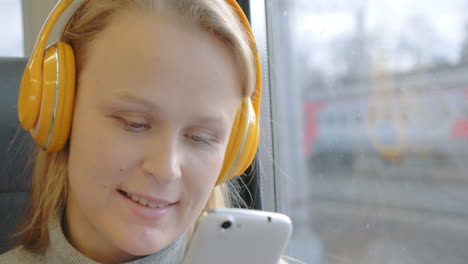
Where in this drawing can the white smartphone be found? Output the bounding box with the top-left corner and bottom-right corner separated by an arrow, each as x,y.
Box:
182,208 -> 292,264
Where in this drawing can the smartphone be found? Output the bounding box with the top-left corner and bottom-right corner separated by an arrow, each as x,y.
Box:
182,208 -> 292,264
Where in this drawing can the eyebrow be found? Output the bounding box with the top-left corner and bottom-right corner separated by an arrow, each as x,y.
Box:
113,92 -> 159,111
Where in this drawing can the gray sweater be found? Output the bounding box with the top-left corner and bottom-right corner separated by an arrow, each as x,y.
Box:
0,216 -> 186,264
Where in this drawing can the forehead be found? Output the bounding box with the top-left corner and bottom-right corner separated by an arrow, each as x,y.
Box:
79,10 -> 242,112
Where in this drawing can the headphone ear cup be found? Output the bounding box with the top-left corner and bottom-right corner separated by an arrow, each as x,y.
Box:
216,99 -> 259,185
18,67 -> 40,131
30,42 -> 76,152
232,100 -> 259,176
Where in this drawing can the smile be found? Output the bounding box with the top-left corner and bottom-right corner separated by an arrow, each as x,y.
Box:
118,190 -> 170,208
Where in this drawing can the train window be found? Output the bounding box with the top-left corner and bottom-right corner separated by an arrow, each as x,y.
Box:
260,0 -> 468,262
0,0 -> 24,57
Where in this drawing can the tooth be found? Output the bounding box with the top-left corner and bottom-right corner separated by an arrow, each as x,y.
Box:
139,198 -> 149,206
127,193 -> 168,208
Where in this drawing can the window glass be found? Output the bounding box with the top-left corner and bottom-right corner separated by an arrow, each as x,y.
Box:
0,0 -> 24,57
266,0 -> 468,262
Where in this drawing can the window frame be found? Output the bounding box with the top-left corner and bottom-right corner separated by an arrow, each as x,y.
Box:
247,0 -> 280,213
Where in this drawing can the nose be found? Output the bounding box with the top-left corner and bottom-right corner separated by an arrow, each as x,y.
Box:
140,133 -> 182,184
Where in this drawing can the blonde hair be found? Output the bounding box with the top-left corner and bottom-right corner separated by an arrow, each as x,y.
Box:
16,0 -> 256,252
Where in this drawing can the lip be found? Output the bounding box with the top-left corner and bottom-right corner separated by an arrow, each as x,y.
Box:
117,190 -> 177,220
121,190 -> 176,205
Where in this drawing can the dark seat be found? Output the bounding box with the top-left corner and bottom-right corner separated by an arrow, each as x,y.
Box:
0,57 -> 34,254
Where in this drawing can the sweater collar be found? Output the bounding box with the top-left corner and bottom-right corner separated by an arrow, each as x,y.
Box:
45,214 -> 186,264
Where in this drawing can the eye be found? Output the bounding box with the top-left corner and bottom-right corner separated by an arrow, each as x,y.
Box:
126,121 -> 149,131
114,116 -> 150,132
187,134 -> 212,145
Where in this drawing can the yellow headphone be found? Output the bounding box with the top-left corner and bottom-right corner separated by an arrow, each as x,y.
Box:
18,0 -> 262,185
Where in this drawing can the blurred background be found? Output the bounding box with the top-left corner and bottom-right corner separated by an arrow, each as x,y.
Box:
266,0 -> 468,263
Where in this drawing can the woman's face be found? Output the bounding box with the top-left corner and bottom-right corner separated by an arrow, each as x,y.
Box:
66,10 -> 242,263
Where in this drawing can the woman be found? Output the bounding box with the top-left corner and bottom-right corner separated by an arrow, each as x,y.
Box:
0,0 -> 263,263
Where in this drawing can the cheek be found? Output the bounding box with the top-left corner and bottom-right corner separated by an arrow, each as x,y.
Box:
67,108 -> 137,193
183,149 -> 225,200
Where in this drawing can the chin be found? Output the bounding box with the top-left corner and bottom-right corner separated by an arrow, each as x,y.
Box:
116,231 -> 175,256
120,241 -> 165,257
